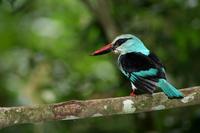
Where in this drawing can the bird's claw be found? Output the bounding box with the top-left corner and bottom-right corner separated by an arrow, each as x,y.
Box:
130,91 -> 136,96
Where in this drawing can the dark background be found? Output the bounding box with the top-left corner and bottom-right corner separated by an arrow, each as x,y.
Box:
0,0 -> 200,132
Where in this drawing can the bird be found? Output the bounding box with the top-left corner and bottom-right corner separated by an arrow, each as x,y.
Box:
91,34 -> 184,99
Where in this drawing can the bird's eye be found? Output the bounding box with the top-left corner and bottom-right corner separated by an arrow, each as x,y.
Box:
116,39 -> 126,45
114,38 -> 131,48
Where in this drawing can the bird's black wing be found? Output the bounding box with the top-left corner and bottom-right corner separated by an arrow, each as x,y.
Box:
119,52 -> 165,94
148,52 -> 166,71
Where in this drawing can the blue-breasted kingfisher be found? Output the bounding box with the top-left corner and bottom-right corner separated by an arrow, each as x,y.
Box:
91,34 -> 184,99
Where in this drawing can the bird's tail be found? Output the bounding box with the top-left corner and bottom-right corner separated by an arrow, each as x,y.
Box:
157,79 -> 184,99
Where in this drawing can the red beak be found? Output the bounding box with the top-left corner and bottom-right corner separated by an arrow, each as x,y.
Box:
91,44 -> 113,56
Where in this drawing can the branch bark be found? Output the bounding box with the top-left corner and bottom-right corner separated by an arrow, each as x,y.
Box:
0,86 -> 200,129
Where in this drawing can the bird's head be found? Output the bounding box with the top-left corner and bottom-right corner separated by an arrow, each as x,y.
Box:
91,34 -> 149,56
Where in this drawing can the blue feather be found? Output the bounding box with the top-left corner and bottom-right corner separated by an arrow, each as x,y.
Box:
116,35 -> 150,55
134,68 -> 158,77
157,79 -> 184,98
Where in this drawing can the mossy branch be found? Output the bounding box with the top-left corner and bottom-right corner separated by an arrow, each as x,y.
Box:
0,86 -> 200,129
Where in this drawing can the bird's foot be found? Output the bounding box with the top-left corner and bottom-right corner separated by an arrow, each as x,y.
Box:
130,90 -> 136,96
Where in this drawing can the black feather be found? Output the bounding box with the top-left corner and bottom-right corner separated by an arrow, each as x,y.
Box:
118,52 -> 166,93
113,38 -> 131,49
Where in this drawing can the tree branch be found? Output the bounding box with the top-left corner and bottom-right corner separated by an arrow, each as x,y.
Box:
0,86 -> 200,129
82,0 -> 119,40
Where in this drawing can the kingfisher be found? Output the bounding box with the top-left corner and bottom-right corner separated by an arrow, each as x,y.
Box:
91,34 -> 184,99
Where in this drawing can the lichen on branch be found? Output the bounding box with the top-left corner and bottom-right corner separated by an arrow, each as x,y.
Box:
0,86 -> 200,129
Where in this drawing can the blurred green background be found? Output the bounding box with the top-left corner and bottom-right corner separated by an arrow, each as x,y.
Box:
0,0 -> 200,132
